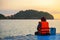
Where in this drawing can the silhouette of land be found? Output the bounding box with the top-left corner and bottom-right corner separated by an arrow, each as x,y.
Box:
0,14 -> 6,19
0,10 -> 54,19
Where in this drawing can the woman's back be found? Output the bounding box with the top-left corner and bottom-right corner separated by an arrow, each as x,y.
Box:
41,21 -> 49,29
38,17 -> 50,35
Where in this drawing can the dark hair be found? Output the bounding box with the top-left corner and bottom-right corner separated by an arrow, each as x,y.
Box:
41,17 -> 46,21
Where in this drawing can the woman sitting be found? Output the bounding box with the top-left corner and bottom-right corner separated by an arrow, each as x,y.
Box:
35,17 -> 50,35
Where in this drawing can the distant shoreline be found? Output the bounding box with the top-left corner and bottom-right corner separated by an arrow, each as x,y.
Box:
0,19 -> 59,20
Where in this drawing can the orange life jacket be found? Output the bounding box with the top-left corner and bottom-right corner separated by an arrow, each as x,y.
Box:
41,21 -> 49,29
38,21 -> 49,35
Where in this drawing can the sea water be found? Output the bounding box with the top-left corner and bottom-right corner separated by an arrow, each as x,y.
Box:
0,19 -> 60,40
1,34 -> 60,40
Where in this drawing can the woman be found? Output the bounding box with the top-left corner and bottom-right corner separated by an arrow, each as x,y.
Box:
35,17 -> 50,35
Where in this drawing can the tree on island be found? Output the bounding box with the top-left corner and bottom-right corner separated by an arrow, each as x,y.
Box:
11,10 -> 54,19
0,10 -> 54,19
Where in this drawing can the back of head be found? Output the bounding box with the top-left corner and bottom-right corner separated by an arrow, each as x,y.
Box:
41,17 -> 46,21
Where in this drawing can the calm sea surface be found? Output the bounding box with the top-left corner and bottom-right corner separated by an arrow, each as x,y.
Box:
0,19 -> 60,38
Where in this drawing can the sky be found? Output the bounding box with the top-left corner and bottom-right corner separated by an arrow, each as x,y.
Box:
0,0 -> 60,19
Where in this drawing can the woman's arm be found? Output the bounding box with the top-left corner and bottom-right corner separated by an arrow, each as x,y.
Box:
37,22 -> 41,30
